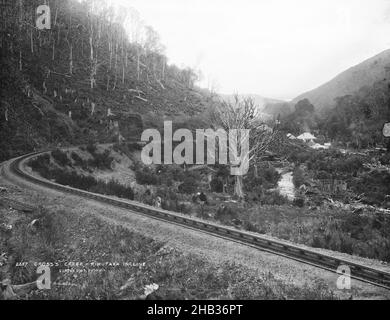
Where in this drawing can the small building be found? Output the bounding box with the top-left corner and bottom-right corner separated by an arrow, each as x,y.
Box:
287,133 -> 297,140
297,132 -> 316,143
311,143 -> 327,150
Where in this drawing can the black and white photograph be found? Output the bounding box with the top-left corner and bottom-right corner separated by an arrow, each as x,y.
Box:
1,0 -> 390,306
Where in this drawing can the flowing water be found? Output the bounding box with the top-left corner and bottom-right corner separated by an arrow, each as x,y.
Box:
276,169 -> 296,200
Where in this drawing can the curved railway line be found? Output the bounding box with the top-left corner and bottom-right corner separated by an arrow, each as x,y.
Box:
4,149 -> 390,291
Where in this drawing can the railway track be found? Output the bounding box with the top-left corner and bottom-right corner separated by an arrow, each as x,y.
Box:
5,149 -> 390,291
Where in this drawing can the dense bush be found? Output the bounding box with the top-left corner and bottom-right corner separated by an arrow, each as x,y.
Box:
178,176 -> 198,194
215,205 -> 238,222
50,169 -> 96,190
379,153 -> 390,165
87,150 -> 114,170
51,149 -> 71,167
289,149 -> 365,179
260,191 -> 289,206
242,220 -> 261,233
29,154 -> 51,176
247,204 -> 390,262
289,151 -> 312,164
153,187 -> 192,214
244,164 -> 281,193
90,179 -> 134,200
50,168 -> 134,200
135,166 -> 159,185
314,170 -> 332,180
351,170 -> 390,206
86,143 -> 97,154
156,164 -> 185,182
292,167 -> 305,188
293,197 -> 305,207
306,151 -> 364,178
70,152 -> 88,169
210,177 -> 224,193
308,213 -> 390,261
29,155 -> 134,200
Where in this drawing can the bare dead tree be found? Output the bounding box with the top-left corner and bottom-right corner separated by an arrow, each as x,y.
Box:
211,95 -> 279,198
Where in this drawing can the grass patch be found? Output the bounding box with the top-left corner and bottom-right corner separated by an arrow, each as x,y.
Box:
0,207 -> 336,300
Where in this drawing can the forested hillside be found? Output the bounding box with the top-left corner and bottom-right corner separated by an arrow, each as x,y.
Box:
0,0 -> 216,161
319,76 -> 390,149
268,52 -> 390,150
292,49 -> 390,111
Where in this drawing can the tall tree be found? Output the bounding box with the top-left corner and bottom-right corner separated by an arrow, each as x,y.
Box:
212,96 -> 279,198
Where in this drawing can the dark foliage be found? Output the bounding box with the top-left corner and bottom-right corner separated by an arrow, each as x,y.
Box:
135,166 -> 159,185
178,176 -> 199,194
87,149 -> 114,170
210,177 -> 224,193
51,149 -> 71,167
215,205 -> 238,222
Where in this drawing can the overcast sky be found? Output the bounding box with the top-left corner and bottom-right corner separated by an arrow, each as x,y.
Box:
111,0 -> 390,100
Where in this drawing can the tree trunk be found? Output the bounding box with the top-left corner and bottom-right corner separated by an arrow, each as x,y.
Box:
122,64 -> 125,84
161,59 -> 165,80
30,29 -> 34,54
19,50 -> 22,71
254,165 -> 258,178
69,43 -> 73,74
106,75 -> 110,91
234,175 -> 244,198
137,50 -> 140,81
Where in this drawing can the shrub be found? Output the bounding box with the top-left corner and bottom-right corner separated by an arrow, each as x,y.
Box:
351,170 -> 390,206
178,176 -> 198,194
260,191 -> 289,206
51,169 -> 96,190
156,165 -> 185,182
29,154 -> 50,176
90,179 -> 134,200
210,177 -> 224,193
215,205 -> 238,222
51,149 -> 71,167
293,197 -> 305,207
314,170 -> 332,180
70,152 -> 87,168
245,164 -> 281,191
86,143 -> 97,154
88,150 -> 114,170
242,220 -> 260,233
289,151 -> 312,164
47,168 -> 134,200
293,167 -> 305,188
135,166 -> 159,185
379,153 -> 390,165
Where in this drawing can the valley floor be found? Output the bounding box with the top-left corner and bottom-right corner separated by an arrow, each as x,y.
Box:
1,158 -> 390,299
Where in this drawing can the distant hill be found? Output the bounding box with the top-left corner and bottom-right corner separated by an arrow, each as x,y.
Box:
292,49 -> 390,111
